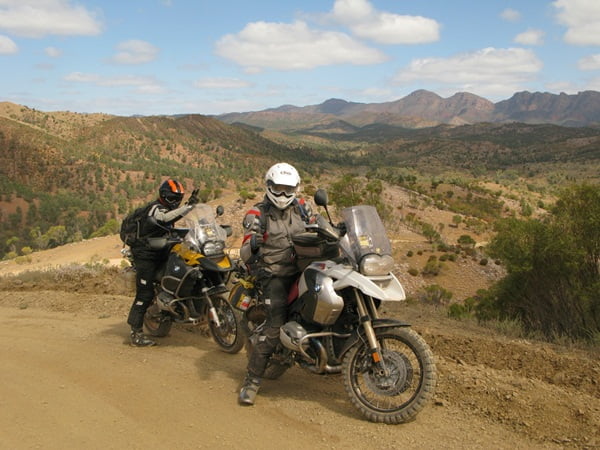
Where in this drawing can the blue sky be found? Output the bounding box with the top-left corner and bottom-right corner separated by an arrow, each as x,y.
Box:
1,0 -> 599,116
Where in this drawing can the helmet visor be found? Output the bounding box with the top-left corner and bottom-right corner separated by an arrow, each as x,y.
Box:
268,181 -> 297,198
164,192 -> 183,206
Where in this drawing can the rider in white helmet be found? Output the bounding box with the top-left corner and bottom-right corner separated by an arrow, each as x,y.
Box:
238,162 -> 312,406
264,162 -> 300,209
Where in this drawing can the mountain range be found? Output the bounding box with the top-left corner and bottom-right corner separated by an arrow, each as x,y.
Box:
218,90 -> 600,131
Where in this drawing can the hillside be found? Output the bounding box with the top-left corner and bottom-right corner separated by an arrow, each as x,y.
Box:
0,103 -> 309,260
1,99 -> 599,267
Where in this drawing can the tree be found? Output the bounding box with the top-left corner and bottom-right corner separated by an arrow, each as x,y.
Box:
421,223 -> 440,243
6,236 -> 19,253
330,175 -> 363,210
452,214 -> 462,227
486,184 -> 600,341
44,225 -> 68,249
457,234 -> 476,249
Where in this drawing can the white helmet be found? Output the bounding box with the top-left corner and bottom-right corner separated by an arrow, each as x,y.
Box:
265,162 -> 300,209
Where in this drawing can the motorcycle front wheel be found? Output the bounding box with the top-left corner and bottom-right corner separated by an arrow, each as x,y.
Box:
208,296 -> 244,354
342,327 -> 436,424
143,302 -> 173,337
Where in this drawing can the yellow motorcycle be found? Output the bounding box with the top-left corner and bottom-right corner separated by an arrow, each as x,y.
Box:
142,203 -> 244,354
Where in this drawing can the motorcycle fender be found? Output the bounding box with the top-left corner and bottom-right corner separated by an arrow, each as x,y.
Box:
337,318 -> 411,359
324,265 -> 406,301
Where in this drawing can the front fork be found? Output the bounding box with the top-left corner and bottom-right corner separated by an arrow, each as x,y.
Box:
203,291 -> 222,328
353,290 -> 388,374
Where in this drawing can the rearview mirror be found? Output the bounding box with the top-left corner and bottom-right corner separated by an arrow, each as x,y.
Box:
314,189 -> 328,207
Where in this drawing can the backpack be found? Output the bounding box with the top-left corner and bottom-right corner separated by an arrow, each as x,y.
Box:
120,204 -> 153,246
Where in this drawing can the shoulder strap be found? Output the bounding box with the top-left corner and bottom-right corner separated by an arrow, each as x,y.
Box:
294,198 -> 309,222
255,200 -> 270,233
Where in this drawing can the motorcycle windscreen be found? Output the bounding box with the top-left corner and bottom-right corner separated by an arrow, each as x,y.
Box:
180,204 -> 227,252
340,205 -> 392,262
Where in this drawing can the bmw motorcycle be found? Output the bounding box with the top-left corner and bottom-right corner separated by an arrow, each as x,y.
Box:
229,190 -> 436,423
125,203 -> 244,354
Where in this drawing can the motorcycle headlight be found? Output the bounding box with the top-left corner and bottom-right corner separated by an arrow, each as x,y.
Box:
203,241 -> 225,256
360,254 -> 394,276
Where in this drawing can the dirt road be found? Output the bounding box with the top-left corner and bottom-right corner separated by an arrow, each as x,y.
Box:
0,237 -> 598,449
1,287 -> 598,449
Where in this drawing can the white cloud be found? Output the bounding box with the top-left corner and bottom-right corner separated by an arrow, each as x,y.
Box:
330,0 -> 439,44
514,29 -> 545,45
0,0 -> 102,38
193,78 -> 252,89
215,20 -> 387,72
111,40 -> 159,65
394,47 -> 543,97
554,0 -> 600,45
500,8 -> 521,22
0,34 -> 17,53
578,53 -> 600,70
64,72 -> 165,93
45,46 -> 62,57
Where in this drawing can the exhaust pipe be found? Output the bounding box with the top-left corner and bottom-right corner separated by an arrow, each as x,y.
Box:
298,332 -> 349,374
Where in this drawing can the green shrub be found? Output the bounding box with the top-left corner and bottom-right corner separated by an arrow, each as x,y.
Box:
15,255 -> 33,265
486,184 -> 600,341
419,284 -> 452,305
447,303 -> 471,319
422,255 -> 442,276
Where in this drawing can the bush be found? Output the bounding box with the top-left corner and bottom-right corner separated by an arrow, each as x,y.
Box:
485,184 -> 600,341
419,284 -> 452,305
15,255 -> 33,265
422,255 -> 442,276
457,234 -> 476,248
447,303 -> 471,319
407,267 -> 419,276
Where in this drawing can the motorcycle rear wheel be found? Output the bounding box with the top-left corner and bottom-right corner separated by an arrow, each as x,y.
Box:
143,302 -> 173,337
342,327 -> 436,424
208,295 -> 244,354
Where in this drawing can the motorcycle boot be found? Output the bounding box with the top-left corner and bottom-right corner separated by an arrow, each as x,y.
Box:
238,374 -> 261,406
130,329 -> 156,347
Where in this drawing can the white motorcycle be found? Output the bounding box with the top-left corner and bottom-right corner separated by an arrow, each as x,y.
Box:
230,189 -> 436,423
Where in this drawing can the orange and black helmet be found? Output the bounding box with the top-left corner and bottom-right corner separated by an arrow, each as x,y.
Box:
158,179 -> 184,209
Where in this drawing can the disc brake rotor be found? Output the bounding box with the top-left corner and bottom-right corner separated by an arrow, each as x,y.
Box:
362,349 -> 413,396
